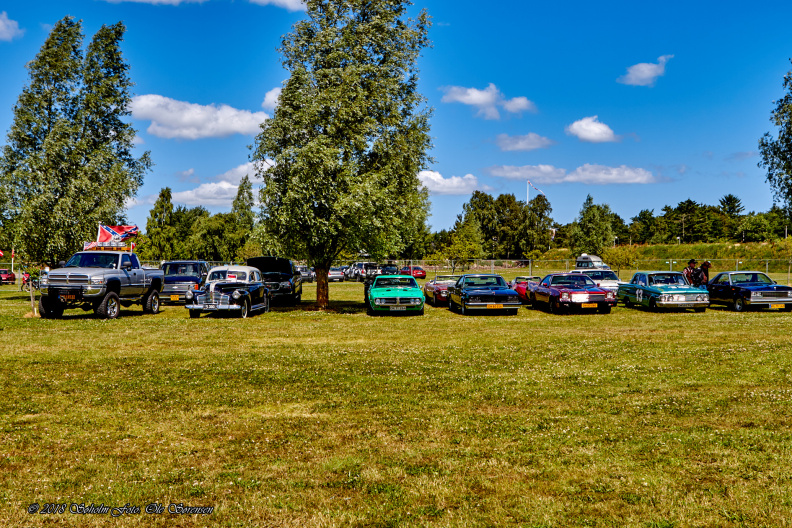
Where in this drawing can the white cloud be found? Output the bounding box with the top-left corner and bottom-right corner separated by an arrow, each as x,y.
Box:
262,87 -> 282,110
102,0 -> 207,4
488,164 -> 655,185
617,55 -> 673,87
129,94 -> 269,139
440,83 -> 536,120
565,115 -> 618,143
496,133 -> 554,152
248,0 -> 306,11
172,181 -> 240,207
418,170 -> 487,195
0,11 -> 24,41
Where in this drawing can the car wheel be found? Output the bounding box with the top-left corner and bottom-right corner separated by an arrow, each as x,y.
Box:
143,290 -> 160,314
649,298 -> 658,312
39,297 -> 63,319
417,307 -> 425,316
239,299 -> 250,319
96,291 -> 120,319
599,304 -> 612,315
366,303 -> 375,316
549,297 -> 559,314
732,297 -> 747,312
529,293 -> 537,307
460,302 -> 468,315
623,297 -> 633,308
189,309 -> 200,319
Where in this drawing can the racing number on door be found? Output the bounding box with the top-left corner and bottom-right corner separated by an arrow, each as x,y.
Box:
636,289 -> 643,303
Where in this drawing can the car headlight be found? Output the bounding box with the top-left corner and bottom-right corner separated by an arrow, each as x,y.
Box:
90,276 -> 105,285
185,290 -> 194,301
606,291 -> 614,299
40,276 -> 48,285
410,298 -> 421,305
374,298 -> 384,305
560,292 -> 570,300
751,291 -> 762,298
232,290 -> 241,300
696,294 -> 705,301
280,281 -> 291,289
788,291 -> 792,298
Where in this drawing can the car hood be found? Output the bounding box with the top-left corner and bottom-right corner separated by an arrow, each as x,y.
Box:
652,284 -> 704,293
370,287 -> 423,297
733,284 -> 792,292
260,272 -> 293,282
165,274 -> 201,284
462,287 -> 517,296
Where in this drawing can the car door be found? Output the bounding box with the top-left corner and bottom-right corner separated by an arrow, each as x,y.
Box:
535,276 -> 552,304
707,273 -> 731,305
120,254 -> 143,296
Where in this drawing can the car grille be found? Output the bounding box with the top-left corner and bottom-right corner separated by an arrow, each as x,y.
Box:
469,295 -> 510,303
759,291 -> 789,299
570,293 -> 606,303
208,292 -> 229,303
48,273 -> 90,285
379,297 -> 420,305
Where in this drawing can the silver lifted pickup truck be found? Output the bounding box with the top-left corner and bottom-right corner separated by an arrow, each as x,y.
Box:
39,250 -> 164,319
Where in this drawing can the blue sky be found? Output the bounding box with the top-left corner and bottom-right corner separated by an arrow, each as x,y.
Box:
1,1 -> 790,232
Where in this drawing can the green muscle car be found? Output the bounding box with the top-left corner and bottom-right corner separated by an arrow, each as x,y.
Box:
366,275 -> 425,316
618,271 -> 709,312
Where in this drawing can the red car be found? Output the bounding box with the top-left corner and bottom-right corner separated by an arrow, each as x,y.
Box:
509,276 -> 541,303
422,275 -> 461,306
527,272 -> 616,314
400,266 -> 426,279
0,269 -> 15,285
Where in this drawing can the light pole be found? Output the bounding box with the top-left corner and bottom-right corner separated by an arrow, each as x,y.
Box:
676,236 -> 680,245
666,260 -> 677,271
614,236 -> 618,247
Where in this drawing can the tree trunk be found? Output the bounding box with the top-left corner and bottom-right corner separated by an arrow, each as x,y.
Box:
315,262 -> 330,309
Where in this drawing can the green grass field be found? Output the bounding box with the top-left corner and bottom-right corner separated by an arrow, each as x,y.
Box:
2,276 -> 792,527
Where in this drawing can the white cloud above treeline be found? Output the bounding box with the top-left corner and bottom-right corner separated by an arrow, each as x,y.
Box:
440,83 -> 536,120
565,115 -> 619,143
261,87 -> 282,111
130,95 -> 269,139
172,161 -> 271,207
496,133 -> 554,152
418,170 -> 490,195
248,0 -> 305,11
101,0 -> 305,8
488,164 -> 655,185
617,55 -> 673,87
0,11 -> 24,41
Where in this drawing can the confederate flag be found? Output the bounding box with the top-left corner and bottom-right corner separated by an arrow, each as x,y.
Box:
97,225 -> 139,243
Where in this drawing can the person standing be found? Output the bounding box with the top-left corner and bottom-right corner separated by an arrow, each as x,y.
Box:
683,259 -> 697,284
700,261 -> 712,284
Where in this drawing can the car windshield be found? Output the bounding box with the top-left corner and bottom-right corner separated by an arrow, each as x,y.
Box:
208,270 -> 247,282
550,275 -> 596,288
435,275 -> 459,283
648,273 -> 688,285
373,277 -> 418,288
730,273 -> 773,285
463,276 -> 508,288
163,263 -> 201,276
583,270 -> 619,281
65,252 -> 118,269
0,269 -> 8,274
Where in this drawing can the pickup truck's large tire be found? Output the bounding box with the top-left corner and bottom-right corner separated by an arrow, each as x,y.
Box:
96,292 -> 120,319
39,297 -> 63,319
143,290 -> 160,314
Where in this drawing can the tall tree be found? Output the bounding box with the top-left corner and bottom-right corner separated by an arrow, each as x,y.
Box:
568,195 -> 615,256
523,194 -> 553,256
143,187 -> 176,261
0,17 -> 149,264
759,62 -> 792,216
252,0 -> 432,308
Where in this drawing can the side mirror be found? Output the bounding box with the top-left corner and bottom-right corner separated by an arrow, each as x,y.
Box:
122,262 -> 132,271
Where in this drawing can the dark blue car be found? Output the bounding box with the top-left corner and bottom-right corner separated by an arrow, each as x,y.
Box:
447,274 -> 521,315
707,271 -> 792,312
160,260 -> 209,304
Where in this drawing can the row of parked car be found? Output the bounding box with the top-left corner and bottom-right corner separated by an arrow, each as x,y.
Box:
413,268 -> 792,315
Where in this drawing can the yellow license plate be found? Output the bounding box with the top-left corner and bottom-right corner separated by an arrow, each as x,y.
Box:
771,304 -> 784,309
170,295 -> 180,301
582,303 -> 598,308
487,304 -> 503,309
60,295 -> 75,301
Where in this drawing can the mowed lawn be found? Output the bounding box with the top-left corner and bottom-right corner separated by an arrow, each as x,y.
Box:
2,273 -> 792,527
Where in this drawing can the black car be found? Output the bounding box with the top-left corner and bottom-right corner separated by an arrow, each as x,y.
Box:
447,274 -> 521,315
185,265 -> 269,318
160,260 -> 209,304
707,271 -> 792,312
247,256 -> 303,305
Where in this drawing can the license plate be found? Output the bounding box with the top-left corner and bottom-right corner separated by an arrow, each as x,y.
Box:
390,306 -> 406,311
170,295 -> 180,301
487,304 -> 503,309
60,294 -> 75,301
678,303 -> 694,308
581,303 -> 597,309
771,304 -> 785,309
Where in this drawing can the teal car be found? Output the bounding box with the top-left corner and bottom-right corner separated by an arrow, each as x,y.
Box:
618,271 -> 709,312
366,275 -> 425,316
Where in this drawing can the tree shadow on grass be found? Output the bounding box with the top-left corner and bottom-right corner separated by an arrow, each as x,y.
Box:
270,300 -> 367,315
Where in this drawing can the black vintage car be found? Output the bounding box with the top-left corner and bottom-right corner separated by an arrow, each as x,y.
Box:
247,256 -> 303,305
185,265 -> 269,318
447,274 -> 521,315
160,260 -> 209,304
707,271 -> 792,312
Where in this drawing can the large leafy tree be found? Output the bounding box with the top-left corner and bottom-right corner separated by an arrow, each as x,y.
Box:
523,194 -> 553,256
0,17 -> 150,264
252,0 -> 432,308
568,195 -> 615,256
759,62 -> 792,216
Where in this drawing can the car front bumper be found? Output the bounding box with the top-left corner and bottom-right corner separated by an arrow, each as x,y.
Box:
185,302 -> 243,313
462,301 -> 522,310
656,300 -> 709,308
